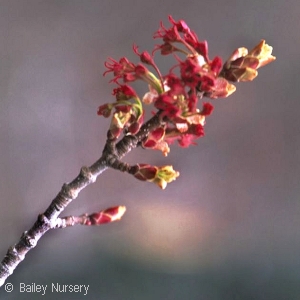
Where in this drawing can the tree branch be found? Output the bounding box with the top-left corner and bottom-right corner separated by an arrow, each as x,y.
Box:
0,112 -> 162,287
0,14 -> 276,286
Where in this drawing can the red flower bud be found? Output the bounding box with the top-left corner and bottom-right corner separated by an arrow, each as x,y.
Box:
83,206 -> 126,225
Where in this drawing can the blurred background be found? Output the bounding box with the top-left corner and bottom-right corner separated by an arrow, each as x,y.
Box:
0,0 -> 299,299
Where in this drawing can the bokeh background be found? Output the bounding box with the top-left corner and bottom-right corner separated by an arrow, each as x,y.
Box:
0,0 -> 299,299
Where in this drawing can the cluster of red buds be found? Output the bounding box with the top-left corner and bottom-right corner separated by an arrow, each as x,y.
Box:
98,16 -> 275,189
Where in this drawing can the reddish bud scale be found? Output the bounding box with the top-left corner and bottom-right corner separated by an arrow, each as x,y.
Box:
142,127 -> 164,148
143,140 -> 156,148
134,164 -> 157,181
84,206 -> 126,225
128,121 -> 140,135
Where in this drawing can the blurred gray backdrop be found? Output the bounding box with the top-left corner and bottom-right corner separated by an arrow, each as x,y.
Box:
0,0 -> 299,299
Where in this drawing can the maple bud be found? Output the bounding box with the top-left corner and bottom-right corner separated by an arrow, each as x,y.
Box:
248,40 -> 276,68
133,164 -> 180,189
83,206 -> 126,225
109,110 -> 132,138
222,40 -> 276,82
142,127 -> 170,156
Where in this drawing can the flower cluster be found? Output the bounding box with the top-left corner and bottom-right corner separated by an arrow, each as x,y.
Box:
98,16 -> 275,188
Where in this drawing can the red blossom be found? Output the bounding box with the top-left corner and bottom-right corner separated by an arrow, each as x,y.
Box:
210,56 -> 223,75
188,124 -> 204,137
99,16 -> 275,157
133,44 -> 155,66
168,15 -> 191,35
187,93 -> 198,112
123,72 -> 138,82
112,84 -> 138,100
179,57 -> 202,88
178,134 -> 198,147
201,102 -> 214,116
164,73 -> 185,94
154,93 -> 183,119
163,119 -> 206,148
153,19 -> 182,43
164,73 -> 182,87
153,42 -> 177,55
191,40 -> 209,61
153,16 -> 209,59
154,93 -> 174,109
97,103 -> 113,118
153,16 -> 196,56
104,57 -> 135,78
114,64 -> 151,83
134,64 -> 148,77
199,75 -> 215,92
163,104 -> 181,119
183,30 -> 199,46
